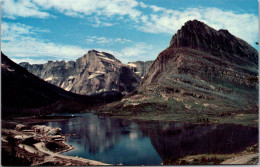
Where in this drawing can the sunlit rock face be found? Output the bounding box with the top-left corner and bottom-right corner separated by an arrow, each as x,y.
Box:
110,20 -> 258,112
127,60 -> 154,78
20,50 -> 141,95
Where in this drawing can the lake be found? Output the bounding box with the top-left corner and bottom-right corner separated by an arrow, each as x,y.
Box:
44,113 -> 258,165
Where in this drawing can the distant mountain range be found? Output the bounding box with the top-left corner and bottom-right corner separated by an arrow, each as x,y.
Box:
20,50 -> 141,95
101,20 -> 258,114
1,52 -> 123,117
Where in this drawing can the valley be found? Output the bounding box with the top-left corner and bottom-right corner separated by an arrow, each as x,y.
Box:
1,19 -> 258,166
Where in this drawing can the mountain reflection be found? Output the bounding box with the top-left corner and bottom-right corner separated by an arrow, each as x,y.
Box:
138,122 -> 258,160
45,114 -> 258,165
47,114 -> 133,154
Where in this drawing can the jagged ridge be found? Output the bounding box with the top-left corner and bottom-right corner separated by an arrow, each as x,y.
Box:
20,50 -> 141,95
170,20 -> 258,65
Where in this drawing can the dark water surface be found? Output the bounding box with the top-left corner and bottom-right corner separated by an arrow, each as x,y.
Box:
44,113 -> 258,165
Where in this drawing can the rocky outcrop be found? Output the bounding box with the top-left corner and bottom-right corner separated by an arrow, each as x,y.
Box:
20,50 -> 141,95
127,60 -> 153,78
169,20 -> 258,65
104,20 -> 258,113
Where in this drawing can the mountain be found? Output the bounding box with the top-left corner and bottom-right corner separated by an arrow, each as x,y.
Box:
20,50 -> 141,95
1,52 -> 122,118
100,20 -> 258,118
127,60 -> 154,78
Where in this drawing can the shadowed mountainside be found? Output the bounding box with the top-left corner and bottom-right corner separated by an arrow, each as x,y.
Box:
1,52 -> 123,118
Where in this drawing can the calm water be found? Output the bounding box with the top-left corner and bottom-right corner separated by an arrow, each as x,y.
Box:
45,113 -> 258,165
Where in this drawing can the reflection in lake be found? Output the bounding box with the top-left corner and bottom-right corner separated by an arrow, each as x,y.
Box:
45,113 -> 258,165
138,122 -> 258,161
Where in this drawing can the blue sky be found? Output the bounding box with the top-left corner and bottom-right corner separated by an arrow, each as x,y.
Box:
1,0 -> 259,64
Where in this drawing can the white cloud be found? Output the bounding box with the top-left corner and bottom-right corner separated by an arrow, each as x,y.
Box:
32,0 -> 141,19
202,8 -> 258,45
86,36 -> 132,44
150,5 -> 166,12
2,0 -> 142,19
2,0 -> 142,26
119,42 -> 161,63
2,0 -> 257,46
86,42 -> 160,64
2,0 -> 50,19
2,2 -> 258,65
139,2 -> 148,8
2,22 -> 87,61
90,16 -> 115,27
1,22 -> 50,41
2,22 -> 33,41
120,42 -> 152,57
2,37 -> 87,60
2,22 -> 150,64
137,6 -> 258,45
11,58 -> 47,64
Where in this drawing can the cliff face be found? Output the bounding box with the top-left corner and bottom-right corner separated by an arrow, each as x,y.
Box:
20,50 -> 141,95
127,60 -> 154,78
169,20 -> 258,65
105,20 -> 258,113
141,20 -> 258,88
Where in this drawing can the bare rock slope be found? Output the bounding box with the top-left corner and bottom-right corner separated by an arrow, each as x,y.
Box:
20,50 -> 141,95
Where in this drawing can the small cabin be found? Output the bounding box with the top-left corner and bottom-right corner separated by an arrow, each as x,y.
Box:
22,130 -> 34,135
16,124 -> 26,131
51,135 -> 65,141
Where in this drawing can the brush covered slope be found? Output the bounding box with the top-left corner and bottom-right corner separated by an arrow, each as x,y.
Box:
1,52 -> 122,118
99,20 -> 258,125
20,50 -> 141,95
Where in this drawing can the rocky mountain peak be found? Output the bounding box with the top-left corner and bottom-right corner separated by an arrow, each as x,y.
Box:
169,20 -> 258,65
85,50 -> 119,62
118,20 -> 259,113
20,50 -> 140,95
19,62 -> 30,66
183,19 -> 209,29
169,20 -> 215,47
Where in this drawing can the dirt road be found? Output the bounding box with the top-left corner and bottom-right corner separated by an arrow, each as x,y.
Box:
221,153 -> 258,164
34,142 -> 110,165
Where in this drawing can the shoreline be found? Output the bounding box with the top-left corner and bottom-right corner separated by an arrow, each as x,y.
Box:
96,111 -> 258,127
34,142 -> 110,165
95,113 -> 258,128
6,110 -> 258,128
11,115 -> 76,125
162,144 -> 258,165
56,141 -> 74,154
2,125 -> 110,166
